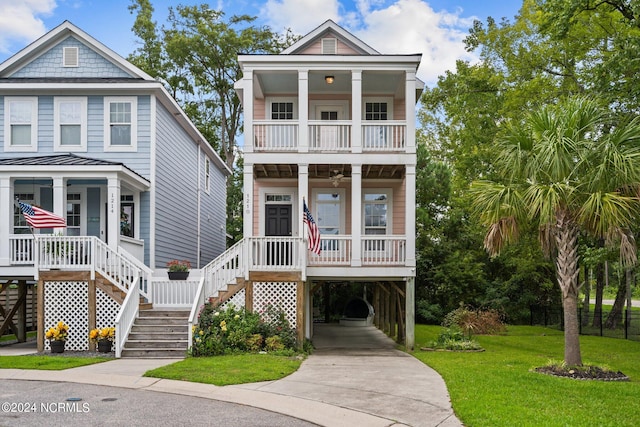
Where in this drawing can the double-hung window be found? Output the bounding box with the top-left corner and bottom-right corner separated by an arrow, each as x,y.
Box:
104,97 -> 137,151
314,190 -> 345,252
54,97 -> 87,151
363,190 -> 392,251
66,193 -> 81,236
4,97 -> 38,152
205,158 -> 211,194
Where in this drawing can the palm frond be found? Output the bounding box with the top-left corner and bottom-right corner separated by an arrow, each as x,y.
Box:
579,191 -> 640,238
483,217 -> 519,257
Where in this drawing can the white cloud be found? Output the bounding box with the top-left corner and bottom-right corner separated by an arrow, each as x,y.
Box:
263,0 -> 478,87
0,0 -> 56,54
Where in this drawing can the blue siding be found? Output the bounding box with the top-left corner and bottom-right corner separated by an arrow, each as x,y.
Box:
11,37 -> 132,79
200,159 -> 227,263
139,192 -> 151,266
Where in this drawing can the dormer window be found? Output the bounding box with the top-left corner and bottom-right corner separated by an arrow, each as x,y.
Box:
321,38 -> 337,55
63,47 -> 79,67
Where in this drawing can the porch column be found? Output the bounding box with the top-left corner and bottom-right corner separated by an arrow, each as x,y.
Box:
405,165 -> 416,267
107,178 -> 120,249
405,70 -> 417,154
0,177 -> 10,266
406,277 -> 415,350
52,177 -> 66,234
351,164 -> 362,266
298,164 -> 308,280
351,70 -> 362,153
298,70 -> 309,153
243,70 -> 254,154
243,165 -> 254,280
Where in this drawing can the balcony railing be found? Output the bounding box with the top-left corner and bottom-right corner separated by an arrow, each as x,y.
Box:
361,236 -> 407,265
248,236 -> 304,271
10,234 -> 34,265
308,121 -> 351,151
254,121 -> 298,151
307,235 -> 352,265
252,121 -> 407,153
362,122 -> 406,151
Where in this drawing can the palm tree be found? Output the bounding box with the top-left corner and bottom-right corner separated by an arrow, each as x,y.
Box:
471,97 -> 640,366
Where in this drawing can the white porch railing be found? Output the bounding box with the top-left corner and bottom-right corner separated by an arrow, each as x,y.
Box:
153,279 -> 200,308
362,122 -> 406,151
307,235 -> 351,265
308,121 -> 351,151
361,235 -> 407,265
115,277 -> 139,358
9,234 -> 34,265
36,235 -> 93,270
253,121 -> 298,151
248,236 -> 304,271
118,246 -> 152,302
94,238 -> 145,299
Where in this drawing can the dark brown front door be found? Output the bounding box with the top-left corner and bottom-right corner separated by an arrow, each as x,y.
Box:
265,204 -> 292,265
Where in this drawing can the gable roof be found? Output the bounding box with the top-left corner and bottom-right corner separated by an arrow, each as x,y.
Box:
0,21 -> 153,80
281,20 -> 380,55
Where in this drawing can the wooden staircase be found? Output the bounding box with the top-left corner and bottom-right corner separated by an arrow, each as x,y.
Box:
96,273 -> 152,309
120,309 -> 189,358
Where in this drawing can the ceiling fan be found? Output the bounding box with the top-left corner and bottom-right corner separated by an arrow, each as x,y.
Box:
329,169 -> 344,187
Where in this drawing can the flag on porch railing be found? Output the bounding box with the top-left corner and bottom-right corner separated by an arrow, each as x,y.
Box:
18,201 -> 66,229
303,200 -> 321,255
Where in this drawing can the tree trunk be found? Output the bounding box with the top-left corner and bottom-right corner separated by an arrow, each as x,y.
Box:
555,211 -> 582,366
604,268 -> 628,329
592,261 -> 604,328
581,265 -> 590,326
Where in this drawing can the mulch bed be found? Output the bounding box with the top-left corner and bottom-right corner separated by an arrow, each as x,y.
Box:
534,365 -> 629,381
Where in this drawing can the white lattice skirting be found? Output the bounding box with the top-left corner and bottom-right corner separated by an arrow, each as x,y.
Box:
221,288 -> 246,310
253,282 -> 297,328
44,281 -> 120,351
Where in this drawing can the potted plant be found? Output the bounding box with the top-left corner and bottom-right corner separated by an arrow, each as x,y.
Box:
45,321 -> 69,353
167,259 -> 191,280
89,326 -> 115,353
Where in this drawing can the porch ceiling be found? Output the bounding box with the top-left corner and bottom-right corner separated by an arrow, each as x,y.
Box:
253,164 -> 405,179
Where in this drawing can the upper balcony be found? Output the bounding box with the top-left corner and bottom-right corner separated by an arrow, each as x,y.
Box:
253,120 -> 407,153
239,69 -> 419,156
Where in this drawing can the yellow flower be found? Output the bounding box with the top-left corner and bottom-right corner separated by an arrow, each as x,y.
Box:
234,314 -> 240,320
221,325 -> 227,332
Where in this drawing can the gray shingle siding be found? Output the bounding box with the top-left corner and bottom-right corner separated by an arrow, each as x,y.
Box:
11,37 -> 132,79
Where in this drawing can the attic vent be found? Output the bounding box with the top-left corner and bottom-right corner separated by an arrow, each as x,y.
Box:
321,38 -> 337,55
63,47 -> 79,67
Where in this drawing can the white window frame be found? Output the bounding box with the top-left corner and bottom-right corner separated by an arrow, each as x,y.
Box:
312,188 -> 346,252
258,187 -> 297,236
267,97 -> 298,120
362,97 -> 393,121
104,96 -> 137,152
205,158 -> 211,194
66,192 -> 83,236
4,97 -> 38,152
310,100 -> 349,120
362,188 -> 393,235
54,97 -> 87,152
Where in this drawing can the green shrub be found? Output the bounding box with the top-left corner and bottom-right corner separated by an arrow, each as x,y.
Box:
427,327 -> 484,351
191,303 -> 297,356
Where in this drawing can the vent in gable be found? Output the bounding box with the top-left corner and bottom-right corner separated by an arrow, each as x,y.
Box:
321,38 -> 337,55
63,47 -> 79,67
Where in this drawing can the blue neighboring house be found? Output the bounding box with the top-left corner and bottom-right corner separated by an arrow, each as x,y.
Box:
0,21 -> 230,355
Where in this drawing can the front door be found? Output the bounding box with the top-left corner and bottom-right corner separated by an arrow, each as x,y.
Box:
265,204 -> 292,265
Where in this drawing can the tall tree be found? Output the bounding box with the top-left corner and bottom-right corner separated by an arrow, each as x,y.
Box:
470,97 -> 640,365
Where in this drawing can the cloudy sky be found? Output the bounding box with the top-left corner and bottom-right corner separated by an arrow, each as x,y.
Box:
0,0 -> 522,86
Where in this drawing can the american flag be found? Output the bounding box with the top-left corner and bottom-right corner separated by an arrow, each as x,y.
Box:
18,201 -> 67,229
303,200 -> 321,255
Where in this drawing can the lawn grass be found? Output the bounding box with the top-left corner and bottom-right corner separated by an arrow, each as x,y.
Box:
144,353 -> 304,386
413,325 -> 640,427
0,355 -> 111,370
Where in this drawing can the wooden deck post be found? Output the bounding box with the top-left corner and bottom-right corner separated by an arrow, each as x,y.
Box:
245,281 -> 253,312
389,284 -> 397,339
88,278 -> 96,351
37,278 -> 44,353
17,280 -> 27,342
296,281 -> 305,349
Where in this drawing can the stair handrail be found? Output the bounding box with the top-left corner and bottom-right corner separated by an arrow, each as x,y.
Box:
187,276 -> 206,350
115,275 -> 140,358
117,245 -> 152,303
203,238 -> 246,299
94,238 -> 141,295
187,238 -> 247,349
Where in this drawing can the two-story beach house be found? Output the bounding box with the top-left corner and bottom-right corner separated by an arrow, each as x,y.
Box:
0,22 -> 230,356
213,20 -> 423,349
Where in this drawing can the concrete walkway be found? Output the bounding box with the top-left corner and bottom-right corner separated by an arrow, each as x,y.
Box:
0,325 -> 461,427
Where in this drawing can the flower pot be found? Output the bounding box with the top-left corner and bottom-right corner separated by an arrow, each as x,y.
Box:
50,340 -> 65,353
168,271 -> 189,280
97,340 -> 112,353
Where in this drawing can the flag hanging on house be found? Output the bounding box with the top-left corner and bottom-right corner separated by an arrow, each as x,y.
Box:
303,200 -> 321,255
18,201 -> 66,229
